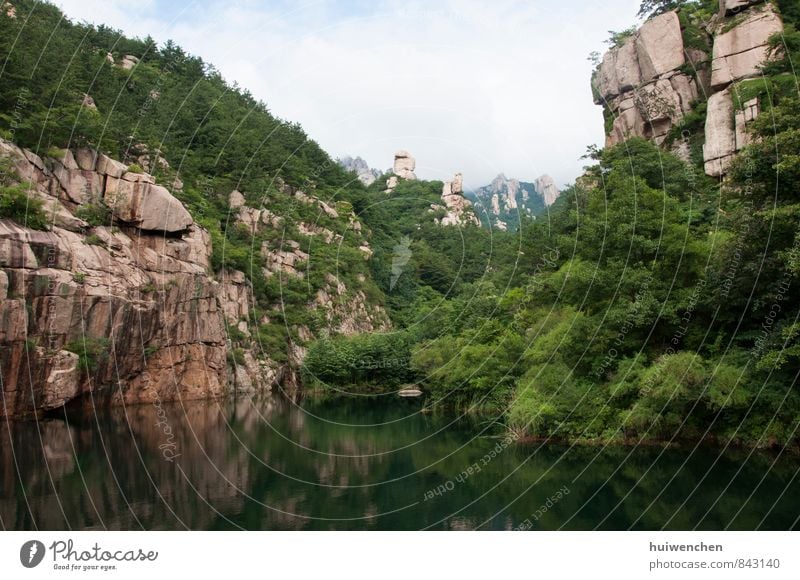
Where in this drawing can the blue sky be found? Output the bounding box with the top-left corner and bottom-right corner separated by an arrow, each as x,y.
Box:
55,0 -> 642,187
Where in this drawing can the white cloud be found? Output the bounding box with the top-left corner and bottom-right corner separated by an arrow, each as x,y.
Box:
55,0 -> 642,188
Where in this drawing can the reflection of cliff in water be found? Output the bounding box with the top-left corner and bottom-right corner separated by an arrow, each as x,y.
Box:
1,395 -> 798,530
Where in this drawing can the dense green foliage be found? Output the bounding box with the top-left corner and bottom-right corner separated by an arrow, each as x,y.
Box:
2,0 -> 798,451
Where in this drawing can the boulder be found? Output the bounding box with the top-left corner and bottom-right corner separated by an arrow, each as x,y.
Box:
393,150 -> 417,180
120,55 -> 139,70
229,189 -> 246,209
104,179 -> 193,233
96,153 -> 127,178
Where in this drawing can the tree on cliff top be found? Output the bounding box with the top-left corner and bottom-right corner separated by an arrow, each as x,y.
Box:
637,0 -> 688,19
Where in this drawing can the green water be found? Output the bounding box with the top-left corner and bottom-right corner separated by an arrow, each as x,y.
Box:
1,394 -> 798,530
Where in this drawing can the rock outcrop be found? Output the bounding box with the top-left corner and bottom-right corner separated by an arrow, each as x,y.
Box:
592,2 -> 784,177
439,173 -> 480,227
0,139 -> 228,418
534,175 -> 560,207
710,4 -> 782,89
385,150 -> 416,192
703,2 -> 781,176
594,11 -> 703,149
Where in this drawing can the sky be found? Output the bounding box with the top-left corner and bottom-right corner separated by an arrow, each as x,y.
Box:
55,0 -> 642,188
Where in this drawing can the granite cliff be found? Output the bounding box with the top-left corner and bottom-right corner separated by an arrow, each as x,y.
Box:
592,0 -> 786,176
0,139 -> 389,418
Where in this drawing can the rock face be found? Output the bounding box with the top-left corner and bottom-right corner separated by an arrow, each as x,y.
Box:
710,4 -> 783,89
471,173 -> 560,231
534,175 -> 560,207
0,138 -> 393,417
439,173 -> 480,227
592,3 -> 783,177
593,11 -> 701,148
338,156 -> 381,186
0,139 -> 229,418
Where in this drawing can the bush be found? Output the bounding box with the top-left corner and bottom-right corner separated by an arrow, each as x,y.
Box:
65,337 -> 111,374
75,202 -> 112,227
0,184 -> 49,230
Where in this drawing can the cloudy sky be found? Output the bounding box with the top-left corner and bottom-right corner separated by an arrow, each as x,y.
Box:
55,0 -> 642,188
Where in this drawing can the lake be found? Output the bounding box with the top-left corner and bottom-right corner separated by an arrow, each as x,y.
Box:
1,394 -> 798,530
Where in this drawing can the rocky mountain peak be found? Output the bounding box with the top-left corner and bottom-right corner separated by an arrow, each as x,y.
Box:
339,155 -> 381,186
534,174 -> 560,207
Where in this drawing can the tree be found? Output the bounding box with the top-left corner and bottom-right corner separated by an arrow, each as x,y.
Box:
637,0 -> 686,19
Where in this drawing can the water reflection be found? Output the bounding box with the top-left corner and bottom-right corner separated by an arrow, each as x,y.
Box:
0,395 -> 797,530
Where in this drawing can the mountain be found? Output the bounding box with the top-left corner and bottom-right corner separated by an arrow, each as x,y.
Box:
338,155 -> 382,186
469,173 -> 560,231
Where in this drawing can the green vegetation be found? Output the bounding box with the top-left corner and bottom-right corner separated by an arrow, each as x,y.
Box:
65,337 -> 112,374
75,202 -> 112,227
0,182 -> 49,230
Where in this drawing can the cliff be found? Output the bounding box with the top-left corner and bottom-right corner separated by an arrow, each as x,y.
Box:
592,0 -> 785,176
0,139 -> 389,418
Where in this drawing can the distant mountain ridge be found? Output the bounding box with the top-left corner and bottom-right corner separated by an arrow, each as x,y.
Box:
338,155 -> 382,186
469,173 -> 560,231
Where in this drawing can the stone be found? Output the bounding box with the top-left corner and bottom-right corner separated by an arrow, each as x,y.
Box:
616,40 -> 643,93
96,153 -> 127,178
81,94 -> 97,111
635,11 -> 685,81
735,97 -> 759,149
385,175 -> 399,192
105,179 -> 193,233
393,150 -> 417,180
534,175 -> 560,206
140,185 -> 193,233
451,172 -> 464,195
75,149 -> 97,171
229,189 -> 246,209
440,173 -> 479,227
720,0 -> 765,17
318,200 -> 339,219
339,156 -> 381,186
703,88 -> 737,177
40,350 -> 81,410
594,51 -> 620,102
711,6 -> 783,89
120,55 -> 139,70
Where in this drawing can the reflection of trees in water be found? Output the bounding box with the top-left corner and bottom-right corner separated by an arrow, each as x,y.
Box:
0,397 -> 797,530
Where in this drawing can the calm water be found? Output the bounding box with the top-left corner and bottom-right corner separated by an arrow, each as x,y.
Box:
1,394 -> 798,530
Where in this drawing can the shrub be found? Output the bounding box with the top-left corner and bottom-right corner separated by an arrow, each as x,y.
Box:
0,184 -> 49,230
75,202 -> 112,227
84,233 -> 106,246
65,337 -> 111,374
